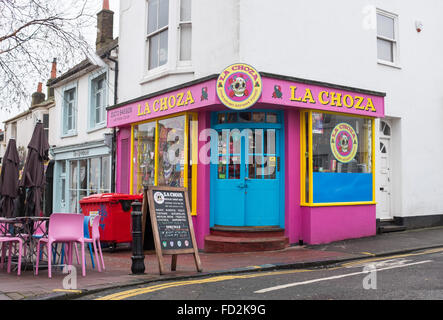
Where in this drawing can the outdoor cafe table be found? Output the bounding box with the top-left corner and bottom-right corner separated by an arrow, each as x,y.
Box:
0,216 -> 49,272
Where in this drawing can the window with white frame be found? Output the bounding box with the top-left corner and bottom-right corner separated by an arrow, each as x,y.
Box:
147,0 -> 169,70
63,87 -> 76,135
66,156 -> 111,213
179,0 -> 192,62
90,73 -> 107,128
377,10 -> 398,64
145,0 -> 192,73
43,113 -> 49,142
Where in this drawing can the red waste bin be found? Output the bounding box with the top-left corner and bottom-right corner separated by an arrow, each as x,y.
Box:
79,193 -> 143,250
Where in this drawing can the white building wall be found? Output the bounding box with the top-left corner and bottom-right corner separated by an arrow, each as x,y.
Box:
117,0 -> 443,219
51,67 -> 115,148
4,106 -> 52,162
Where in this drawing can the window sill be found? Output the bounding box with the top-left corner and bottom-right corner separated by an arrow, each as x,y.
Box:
377,60 -> 402,69
61,132 -> 77,139
87,123 -> 107,134
140,66 -> 194,85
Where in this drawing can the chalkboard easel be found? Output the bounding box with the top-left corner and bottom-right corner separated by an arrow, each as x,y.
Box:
146,186 -> 202,275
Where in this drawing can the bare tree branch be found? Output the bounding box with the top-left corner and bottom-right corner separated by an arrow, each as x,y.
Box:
0,0 -> 98,112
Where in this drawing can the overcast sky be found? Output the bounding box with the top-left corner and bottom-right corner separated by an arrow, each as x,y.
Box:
0,0 -> 120,130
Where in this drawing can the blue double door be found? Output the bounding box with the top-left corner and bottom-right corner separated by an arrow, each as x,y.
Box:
211,111 -> 283,227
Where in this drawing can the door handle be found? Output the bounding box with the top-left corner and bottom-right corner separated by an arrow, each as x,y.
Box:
380,187 -> 385,191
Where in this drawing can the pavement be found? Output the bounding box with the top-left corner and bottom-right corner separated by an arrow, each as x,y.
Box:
0,226 -> 443,300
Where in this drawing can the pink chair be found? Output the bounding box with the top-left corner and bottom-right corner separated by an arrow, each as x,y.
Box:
0,235 -> 23,276
35,213 -> 86,278
84,216 -> 105,272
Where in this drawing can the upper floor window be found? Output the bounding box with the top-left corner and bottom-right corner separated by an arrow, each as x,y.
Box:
145,0 -> 192,74
147,0 -> 169,70
43,113 -> 49,142
62,86 -> 77,136
90,73 -> 107,129
11,122 -> 17,140
179,0 -> 192,62
377,9 -> 398,65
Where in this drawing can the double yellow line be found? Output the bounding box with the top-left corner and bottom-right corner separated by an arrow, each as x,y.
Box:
96,269 -> 313,300
96,247 -> 443,300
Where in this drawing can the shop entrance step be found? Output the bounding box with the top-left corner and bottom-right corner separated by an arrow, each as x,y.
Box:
204,226 -> 289,253
377,220 -> 406,234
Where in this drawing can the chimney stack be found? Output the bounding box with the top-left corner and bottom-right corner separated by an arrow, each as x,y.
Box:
51,58 -> 57,79
47,58 -> 56,99
32,82 -> 45,106
96,0 -> 114,51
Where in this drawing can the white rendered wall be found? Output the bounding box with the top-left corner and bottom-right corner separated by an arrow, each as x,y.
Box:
51,67 -> 115,149
117,0 -> 443,218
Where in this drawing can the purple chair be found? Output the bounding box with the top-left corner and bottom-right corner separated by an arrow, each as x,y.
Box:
35,213 -> 86,278
84,216 -> 105,272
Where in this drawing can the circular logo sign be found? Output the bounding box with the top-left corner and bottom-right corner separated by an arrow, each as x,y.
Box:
216,63 -> 262,110
330,123 -> 358,163
153,192 -> 165,204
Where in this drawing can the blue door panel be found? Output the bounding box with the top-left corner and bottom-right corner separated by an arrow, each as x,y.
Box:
210,110 -> 284,228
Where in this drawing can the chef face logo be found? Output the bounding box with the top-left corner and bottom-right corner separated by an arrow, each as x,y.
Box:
330,123 -> 358,163
217,63 -> 262,110
154,192 -> 165,204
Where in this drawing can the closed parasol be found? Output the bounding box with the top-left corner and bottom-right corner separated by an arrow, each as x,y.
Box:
0,139 -> 20,217
19,122 -> 50,217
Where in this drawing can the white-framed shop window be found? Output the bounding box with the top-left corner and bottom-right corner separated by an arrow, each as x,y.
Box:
376,9 -> 399,67
64,156 -> 112,213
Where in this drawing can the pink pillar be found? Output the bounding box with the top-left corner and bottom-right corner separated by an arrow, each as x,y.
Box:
193,111 -> 211,249
116,126 -> 131,194
284,109 -> 302,244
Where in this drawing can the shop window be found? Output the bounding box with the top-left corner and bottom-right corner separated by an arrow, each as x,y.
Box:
301,111 -> 374,204
216,111 -> 279,124
158,115 -> 185,187
133,121 -> 156,193
67,156 -> 112,213
131,112 -> 198,214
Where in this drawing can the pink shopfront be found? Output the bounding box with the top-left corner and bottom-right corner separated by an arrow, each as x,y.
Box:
107,64 -> 385,252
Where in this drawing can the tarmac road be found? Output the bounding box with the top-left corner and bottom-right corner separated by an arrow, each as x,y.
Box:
80,247 -> 443,301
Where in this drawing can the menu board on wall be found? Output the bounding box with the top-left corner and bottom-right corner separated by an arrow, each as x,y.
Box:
147,186 -> 202,274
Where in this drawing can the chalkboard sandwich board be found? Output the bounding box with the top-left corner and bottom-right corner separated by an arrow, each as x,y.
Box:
146,186 -> 202,274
